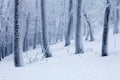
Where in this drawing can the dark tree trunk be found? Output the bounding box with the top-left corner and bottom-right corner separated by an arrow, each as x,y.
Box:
65,0 -> 73,47
1,44 -> 5,59
102,0 -> 111,57
75,0 -> 84,54
0,0 -> 4,61
14,0 -> 23,67
0,46 -> 1,61
41,0 -> 52,58
5,26 -> 8,56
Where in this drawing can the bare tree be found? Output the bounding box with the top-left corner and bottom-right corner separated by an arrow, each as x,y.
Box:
102,0 -> 111,57
33,17 -> 37,49
83,10 -> 94,41
33,0 -> 38,49
14,0 -> 23,67
65,0 -> 73,46
0,0 -> 3,61
41,0 -> 52,58
23,13 -> 30,52
113,0 -> 120,34
75,0 -> 84,54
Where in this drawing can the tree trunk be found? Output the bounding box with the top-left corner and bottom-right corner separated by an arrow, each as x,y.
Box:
14,0 -> 23,67
0,0 -> 4,61
83,11 -> 94,41
0,0 -> 2,61
41,0 -> 52,58
102,0 -> 111,57
33,16 -> 37,49
113,0 -> 119,34
33,0 -> 38,49
23,13 -> 30,52
65,0 -> 73,46
75,0 -> 84,54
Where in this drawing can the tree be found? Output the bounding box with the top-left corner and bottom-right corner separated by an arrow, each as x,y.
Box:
33,0 -> 38,49
102,0 -> 111,57
41,0 -> 52,58
113,0 -> 120,34
14,0 -> 23,67
65,0 -> 73,46
33,16 -> 37,49
83,10 -> 94,41
75,0 -> 84,54
0,0 -> 4,61
23,13 -> 30,52
0,0 -> 2,61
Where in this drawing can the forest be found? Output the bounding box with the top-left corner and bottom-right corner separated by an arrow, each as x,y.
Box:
0,0 -> 120,80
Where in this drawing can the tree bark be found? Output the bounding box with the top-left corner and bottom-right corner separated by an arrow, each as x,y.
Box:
65,0 -> 73,47
0,0 -> 4,61
113,0 -> 119,34
41,0 -> 52,58
75,0 -> 84,54
14,0 -> 23,67
83,11 -> 94,41
33,16 -> 37,49
23,13 -> 30,52
102,0 -> 111,57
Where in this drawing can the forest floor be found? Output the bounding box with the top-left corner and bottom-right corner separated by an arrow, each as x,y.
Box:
0,28 -> 120,80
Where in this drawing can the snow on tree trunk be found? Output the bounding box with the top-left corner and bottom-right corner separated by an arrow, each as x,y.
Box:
65,0 -> 73,47
102,0 -> 110,57
14,0 -> 23,67
41,0 -> 52,58
75,0 -> 84,54
113,0 -> 119,34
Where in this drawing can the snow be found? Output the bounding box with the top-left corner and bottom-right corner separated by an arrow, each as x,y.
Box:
0,28 -> 120,80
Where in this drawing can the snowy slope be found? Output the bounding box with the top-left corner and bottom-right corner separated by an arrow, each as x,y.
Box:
0,28 -> 120,80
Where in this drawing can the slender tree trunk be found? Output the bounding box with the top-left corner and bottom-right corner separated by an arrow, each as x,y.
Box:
75,0 -> 84,54
83,24 -> 87,36
14,0 -> 23,67
0,0 -> 3,61
41,0 -> 52,58
83,11 -> 94,41
1,44 -> 5,59
0,0 -> 2,61
65,0 -> 73,46
23,13 -> 30,52
33,0 -> 38,49
113,0 -> 119,34
10,37 -> 13,54
85,26 -> 89,41
5,26 -> 8,56
102,0 -> 111,57
33,17 -> 37,49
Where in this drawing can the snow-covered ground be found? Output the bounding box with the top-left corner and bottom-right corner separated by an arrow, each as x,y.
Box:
0,28 -> 120,80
